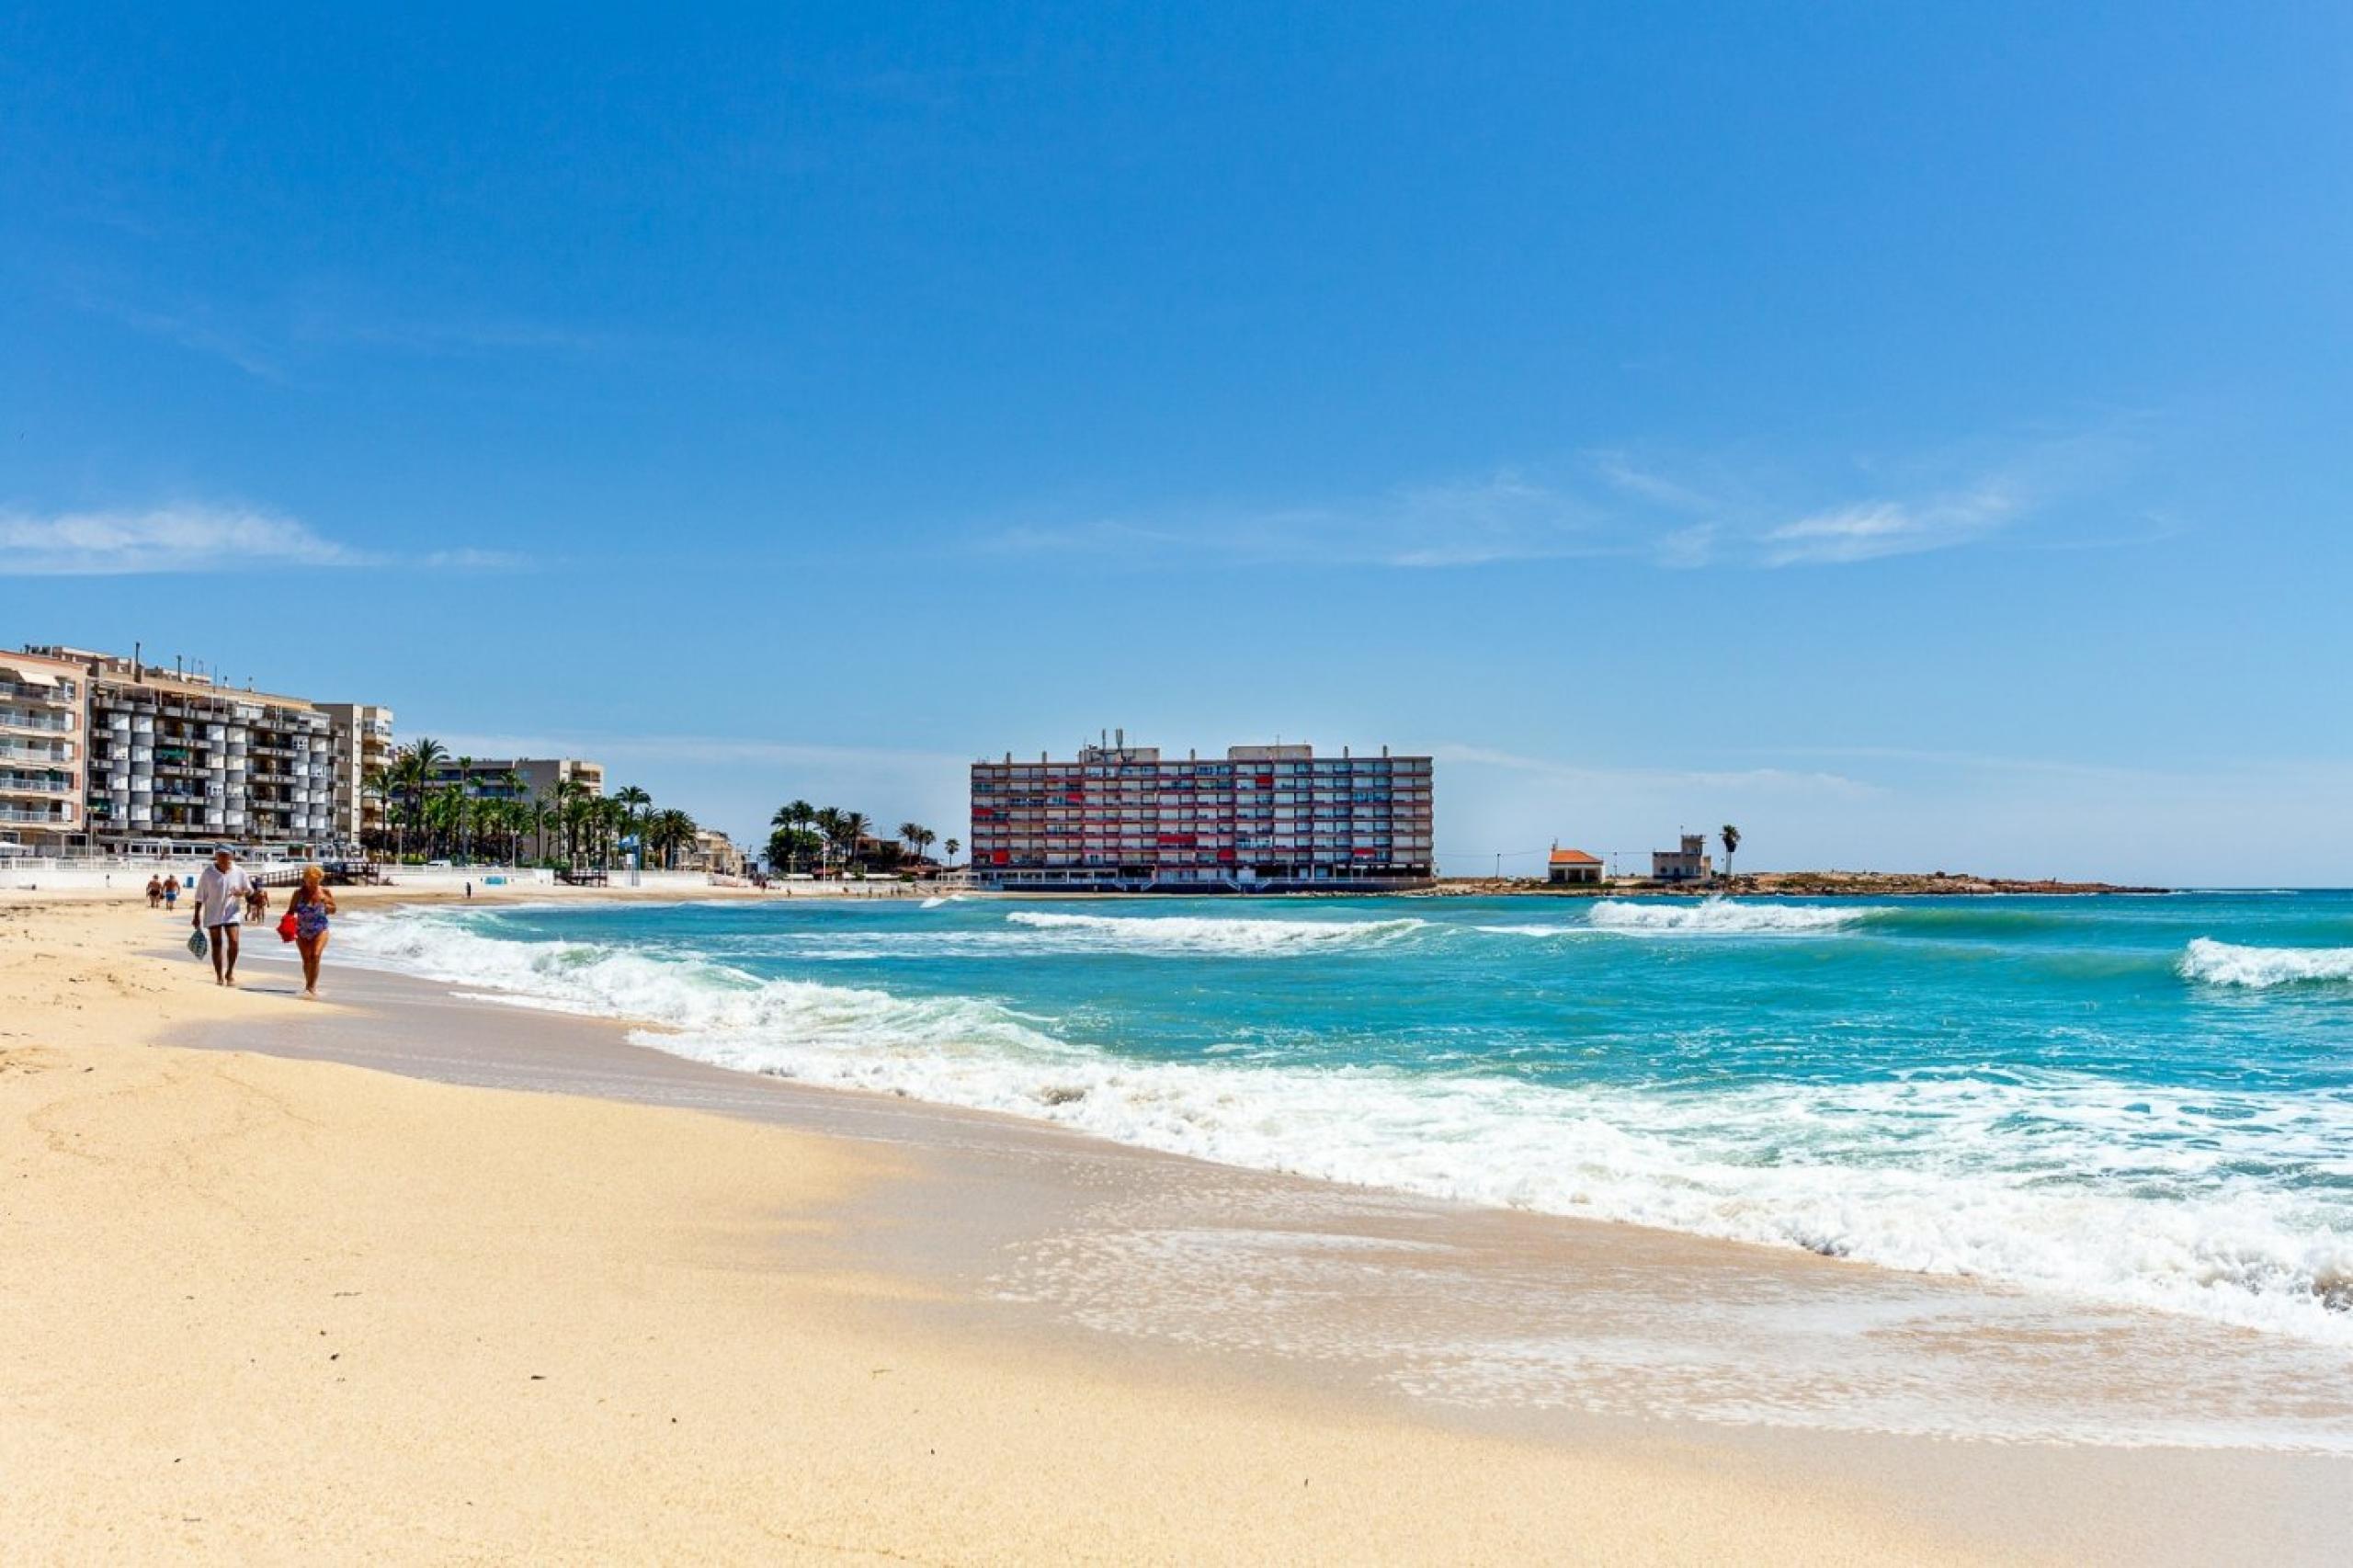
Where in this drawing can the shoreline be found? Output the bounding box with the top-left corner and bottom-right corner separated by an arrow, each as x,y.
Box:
8,892 -> 2352,1561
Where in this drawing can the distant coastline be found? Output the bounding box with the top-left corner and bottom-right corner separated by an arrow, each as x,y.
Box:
1421,870 -> 2170,898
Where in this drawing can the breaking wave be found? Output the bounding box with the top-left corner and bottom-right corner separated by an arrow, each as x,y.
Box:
2179,937 -> 2353,990
1586,898 -> 1884,936
1003,909 -> 1427,956
339,906 -> 2353,1348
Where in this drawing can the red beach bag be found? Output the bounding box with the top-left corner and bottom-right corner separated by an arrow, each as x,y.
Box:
277,911 -> 301,943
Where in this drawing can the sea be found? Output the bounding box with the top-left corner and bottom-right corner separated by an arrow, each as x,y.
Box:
339,890 -> 2353,1346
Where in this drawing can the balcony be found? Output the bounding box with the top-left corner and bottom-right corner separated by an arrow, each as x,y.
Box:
0,773 -> 76,798
0,679 -> 75,705
0,708 -> 74,733
0,805 -> 73,825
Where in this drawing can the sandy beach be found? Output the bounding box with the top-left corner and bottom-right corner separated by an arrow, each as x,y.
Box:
6,891 -> 2349,1563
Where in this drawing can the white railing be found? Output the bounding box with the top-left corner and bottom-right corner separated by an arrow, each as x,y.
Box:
0,709 -> 74,732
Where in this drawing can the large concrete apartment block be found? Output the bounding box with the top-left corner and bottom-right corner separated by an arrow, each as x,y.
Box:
18,645 -> 382,855
970,736 -> 1434,892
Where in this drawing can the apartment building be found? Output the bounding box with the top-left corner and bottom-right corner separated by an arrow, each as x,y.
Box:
421,756 -> 606,805
0,649 -> 87,854
684,827 -> 745,877
21,646 -> 361,854
968,734 -> 1435,892
319,702 -> 396,844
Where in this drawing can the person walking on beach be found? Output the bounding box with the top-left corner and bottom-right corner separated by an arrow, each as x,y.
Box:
192,847 -> 254,986
163,876 -> 179,912
145,875 -> 163,908
245,879 -> 270,923
289,865 -> 337,1000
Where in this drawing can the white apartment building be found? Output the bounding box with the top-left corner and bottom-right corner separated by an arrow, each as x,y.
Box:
0,649 -> 87,854
23,646 -> 360,854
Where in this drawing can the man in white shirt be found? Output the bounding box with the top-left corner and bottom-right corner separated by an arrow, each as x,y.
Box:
192,846 -> 255,986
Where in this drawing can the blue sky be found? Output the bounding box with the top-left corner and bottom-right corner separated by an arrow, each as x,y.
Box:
5,3 -> 2349,882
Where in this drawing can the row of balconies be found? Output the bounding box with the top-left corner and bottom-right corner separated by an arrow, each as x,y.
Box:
0,804 -> 74,824
969,824 -> 1421,847
0,679 -> 77,706
0,738 -> 74,763
0,770 -> 77,796
980,810 -> 1427,828
0,707 -> 75,733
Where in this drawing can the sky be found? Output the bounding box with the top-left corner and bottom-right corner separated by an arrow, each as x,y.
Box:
4,3 -> 2349,883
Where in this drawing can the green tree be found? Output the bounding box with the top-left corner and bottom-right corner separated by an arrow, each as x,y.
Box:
647,808 -> 698,869
836,811 -> 870,873
615,785 -> 652,860
1721,824 -> 1741,879
770,800 -> 818,873
401,737 -> 447,855
944,836 -> 960,867
361,765 -> 398,857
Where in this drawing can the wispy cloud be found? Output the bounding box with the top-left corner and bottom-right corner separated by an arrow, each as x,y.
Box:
0,504 -> 368,574
0,502 -> 525,576
1761,484 -> 2019,566
981,426 -> 2150,575
69,291 -> 286,380
984,470 -> 1611,570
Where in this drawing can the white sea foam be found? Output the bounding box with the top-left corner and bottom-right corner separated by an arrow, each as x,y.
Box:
2179,937 -> 2353,989
1586,898 -> 1882,936
1003,910 -> 1427,956
340,907 -> 2353,1347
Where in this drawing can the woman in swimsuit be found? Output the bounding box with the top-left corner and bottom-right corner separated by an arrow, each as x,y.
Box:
290,864 -> 337,999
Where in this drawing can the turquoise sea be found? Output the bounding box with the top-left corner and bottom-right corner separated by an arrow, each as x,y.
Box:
344,892 -> 2353,1344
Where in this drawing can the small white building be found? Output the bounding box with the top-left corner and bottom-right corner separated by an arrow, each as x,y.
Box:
1547,846 -> 1602,885
1652,833 -> 1712,881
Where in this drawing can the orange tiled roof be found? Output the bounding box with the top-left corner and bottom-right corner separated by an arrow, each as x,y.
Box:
1549,848 -> 1601,865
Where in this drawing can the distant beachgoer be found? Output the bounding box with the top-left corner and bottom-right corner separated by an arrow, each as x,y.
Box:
290,865 -> 337,1000
192,846 -> 254,986
246,880 -> 270,922
164,878 -> 179,910
464,880 -> 472,899
145,875 -> 163,908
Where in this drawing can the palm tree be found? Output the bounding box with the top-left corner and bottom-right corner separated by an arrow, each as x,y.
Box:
899,821 -> 926,859
597,796 -> 624,868
615,786 -> 652,861
1721,824 -> 1741,880
451,755 -> 478,860
777,799 -> 816,872
647,808 -> 697,869
944,836 -> 960,868
812,807 -> 844,876
403,737 -> 447,855
497,770 -> 527,862
837,810 -> 870,874
556,778 -> 591,865
914,825 -> 937,866
522,790 -> 547,863
361,765 -> 398,857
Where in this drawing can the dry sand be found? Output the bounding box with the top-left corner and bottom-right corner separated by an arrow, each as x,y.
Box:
2,892 -> 2333,1563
